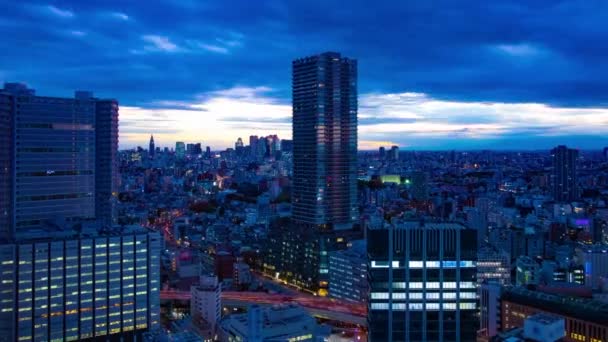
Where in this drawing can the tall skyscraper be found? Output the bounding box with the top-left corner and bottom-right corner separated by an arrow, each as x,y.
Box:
0,84 -> 159,341
367,219 -> 478,342
175,141 -> 186,159
389,145 -> 399,161
149,135 -> 155,158
551,145 -> 578,202
0,83 -> 118,240
292,51 -> 358,230
95,98 -> 119,225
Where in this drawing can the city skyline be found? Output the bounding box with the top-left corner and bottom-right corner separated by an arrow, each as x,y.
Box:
1,1 -> 608,150
2,2 -> 608,341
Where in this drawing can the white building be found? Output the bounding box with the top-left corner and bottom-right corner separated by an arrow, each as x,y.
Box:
219,304 -> 324,342
191,274 -> 221,337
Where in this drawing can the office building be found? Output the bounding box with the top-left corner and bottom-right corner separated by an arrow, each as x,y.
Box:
175,142 -> 186,159
379,146 -> 386,159
477,246 -> 511,286
389,145 -> 399,161
263,222 -> 355,293
233,261 -> 252,290
0,84 -> 160,341
500,287 -> 608,342
186,143 -> 195,155
516,255 -> 540,286
367,219 -> 478,342
292,52 -> 358,230
219,304 -> 325,342
95,98 -> 119,226
0,227 -> 161,341
193,143 -> 202,155
328,240 -> 367,303
551,145 -> 578,202
410,171 -> 429,201
149,135 -> 155,158
0,83 -> 118,240
280,139 -> 293,153
576,243 -> 608,290
191,274 -> 221,339
478,281 -> 503,340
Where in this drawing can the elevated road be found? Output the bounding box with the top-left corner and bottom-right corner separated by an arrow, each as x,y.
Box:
161,290 -> 367,326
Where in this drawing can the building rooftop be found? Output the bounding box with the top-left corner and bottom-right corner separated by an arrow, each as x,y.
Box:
502,287 -> 608,325
370,218 -> 470,231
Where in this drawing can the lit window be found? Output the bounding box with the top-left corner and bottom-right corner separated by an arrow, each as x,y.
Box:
371,261 -> 389,268
370,303 -> 389,310
371,292 -> 389,299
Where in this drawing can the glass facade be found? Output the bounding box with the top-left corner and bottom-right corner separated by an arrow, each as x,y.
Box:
292,52 -> 358,229
367,221 -> 478,342
551,145 -> 578,202
0,84 -> 119,240
0,231 -> 160,341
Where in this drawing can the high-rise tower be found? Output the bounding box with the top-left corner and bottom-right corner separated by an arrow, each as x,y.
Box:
0,84 -> 159,341
551,145 -> 578,202
0,84 -> 118,239
292,52 -> 358,230
149,134 -> 155,158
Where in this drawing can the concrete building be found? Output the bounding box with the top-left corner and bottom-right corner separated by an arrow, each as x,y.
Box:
176,142 -> 186,159
191,274 -> 221,338
219,304 -> 324,342
367,219 -> 478,341
551,145 -> 578,203
477,246 -> 511,287
0,227 -> 161,341
501,287 -> 608,342
291,52 -> 358,229
576,243 -> 608,290
0,83 -> 119,240
478,281 -> 503,340
516,255 -> 540,286
328,240 -> 367,303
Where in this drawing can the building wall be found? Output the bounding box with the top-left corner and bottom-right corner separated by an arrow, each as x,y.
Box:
95,99 -> 119,225
328,248 -> 367,303
501,300 -> 608,342
551,145 -> 578,202
191,276 -> 221,332
367,221 -> 478,342
13,94 -> 97,236
0,231 -> 160,341
292,52 -> 358,229
0,94 -> 13,240
0,85 -> 119,238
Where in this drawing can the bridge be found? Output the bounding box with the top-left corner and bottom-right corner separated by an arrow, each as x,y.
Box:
161,290 -> 367,326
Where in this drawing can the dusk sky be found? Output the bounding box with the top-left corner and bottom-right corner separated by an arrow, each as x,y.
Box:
1,0 -> 608,150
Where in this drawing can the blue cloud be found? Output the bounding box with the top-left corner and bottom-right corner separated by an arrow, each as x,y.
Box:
1,0 -> 607,149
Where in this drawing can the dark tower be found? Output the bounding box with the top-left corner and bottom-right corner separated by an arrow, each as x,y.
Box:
551,145 -> 578,202
149,135 -> 155,158
292,52 -> 358,230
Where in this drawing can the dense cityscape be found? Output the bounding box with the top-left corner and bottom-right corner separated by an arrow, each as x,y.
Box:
1,49 -> 608,342
2,2 -> 608,342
